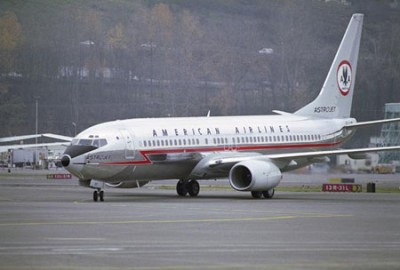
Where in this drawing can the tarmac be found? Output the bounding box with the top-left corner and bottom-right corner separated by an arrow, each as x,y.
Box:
1,170 -> 400,269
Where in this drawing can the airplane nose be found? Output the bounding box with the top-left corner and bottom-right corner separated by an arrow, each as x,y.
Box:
61,155 -> 70,167
63,145 -> 97,159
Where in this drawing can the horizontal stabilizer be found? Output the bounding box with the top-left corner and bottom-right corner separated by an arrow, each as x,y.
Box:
272,110 -> 293,116
345,118 -> 400,129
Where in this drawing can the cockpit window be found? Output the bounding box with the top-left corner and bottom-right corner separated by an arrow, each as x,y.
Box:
92,139 -> 108,147
79,139 -> 93,146
72,138 -> 108,147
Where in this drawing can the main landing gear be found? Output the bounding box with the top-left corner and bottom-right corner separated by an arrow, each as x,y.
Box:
251,189 -> 275,199
93,189 -> 104,202
176,179 -> 200,197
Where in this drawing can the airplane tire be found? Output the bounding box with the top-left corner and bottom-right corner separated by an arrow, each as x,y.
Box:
187,180 -> 200,197
251,191 -> 263,199
176,180 -> 188,196
93,190 -> 98,202
99,190 -> 104,202
262,189 -> 275,199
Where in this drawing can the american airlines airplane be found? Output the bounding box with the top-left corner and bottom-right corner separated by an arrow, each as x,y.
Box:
3,14 -> 399,201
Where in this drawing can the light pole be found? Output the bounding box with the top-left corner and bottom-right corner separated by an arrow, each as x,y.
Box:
34,96 -> 40,169
34,96 -> 40,144
72,122 -> 77,136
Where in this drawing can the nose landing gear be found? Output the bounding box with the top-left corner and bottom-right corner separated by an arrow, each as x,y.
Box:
90,180 -> 105,202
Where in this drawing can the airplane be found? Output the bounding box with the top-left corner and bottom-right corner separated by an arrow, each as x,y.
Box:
4,14 -> 400,201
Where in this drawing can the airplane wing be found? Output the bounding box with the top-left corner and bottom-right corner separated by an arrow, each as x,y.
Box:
196,145 -> 400,173
0,133 -> 73,143
0,142 -> 70,153
188,116 -> 400,178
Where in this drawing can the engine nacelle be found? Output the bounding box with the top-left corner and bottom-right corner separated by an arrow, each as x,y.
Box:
229,160 -> 282,191
105,180 -> 149,189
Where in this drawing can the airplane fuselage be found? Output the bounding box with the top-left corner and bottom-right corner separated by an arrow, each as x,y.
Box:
63,114 -> 356,183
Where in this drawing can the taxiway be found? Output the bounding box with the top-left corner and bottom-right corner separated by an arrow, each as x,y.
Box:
0,172 -> 400,269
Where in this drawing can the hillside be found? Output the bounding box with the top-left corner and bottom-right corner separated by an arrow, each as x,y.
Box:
0,0 -> 399,146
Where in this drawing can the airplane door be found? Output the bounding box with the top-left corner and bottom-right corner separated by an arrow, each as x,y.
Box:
120,129 -> 135,159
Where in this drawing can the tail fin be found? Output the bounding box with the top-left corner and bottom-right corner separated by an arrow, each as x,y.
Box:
295,13 -> 364,118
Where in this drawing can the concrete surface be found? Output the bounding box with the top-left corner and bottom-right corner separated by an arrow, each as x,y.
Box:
0,172 -> 400,269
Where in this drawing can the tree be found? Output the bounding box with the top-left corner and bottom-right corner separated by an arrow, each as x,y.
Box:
0,11 -> 23,74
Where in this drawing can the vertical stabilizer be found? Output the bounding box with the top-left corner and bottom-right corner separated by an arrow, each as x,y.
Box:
295,13 -> 363,118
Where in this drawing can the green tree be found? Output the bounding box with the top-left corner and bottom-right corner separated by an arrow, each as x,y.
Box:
0,11 -> 23,73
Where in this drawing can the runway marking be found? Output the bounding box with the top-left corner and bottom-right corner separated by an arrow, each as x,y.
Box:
0,213 -> 351,227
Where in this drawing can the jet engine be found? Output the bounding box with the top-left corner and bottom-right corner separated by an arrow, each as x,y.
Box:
229,160 -> 282,191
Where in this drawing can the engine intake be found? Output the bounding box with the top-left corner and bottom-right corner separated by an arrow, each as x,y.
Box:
229,160 -> 282,191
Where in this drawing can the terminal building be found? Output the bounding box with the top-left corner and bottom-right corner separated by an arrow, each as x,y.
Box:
336,103 -> 400,173
379,103 -> 400,163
